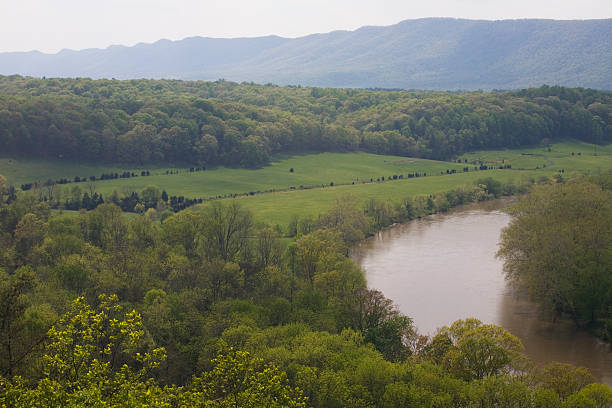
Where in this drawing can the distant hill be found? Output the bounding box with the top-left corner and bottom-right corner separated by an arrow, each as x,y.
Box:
1,18 -> 611,90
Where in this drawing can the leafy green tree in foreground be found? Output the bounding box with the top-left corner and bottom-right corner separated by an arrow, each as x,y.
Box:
0,294 -> 167,407
182,346 -> 306,408
563,383 -> 612,408
0,295 -> 306,408
425,318 -> 527,381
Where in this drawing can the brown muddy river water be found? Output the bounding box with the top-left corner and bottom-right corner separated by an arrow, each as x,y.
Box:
352,199 -> 612,385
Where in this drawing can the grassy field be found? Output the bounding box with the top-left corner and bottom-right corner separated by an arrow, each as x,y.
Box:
0,157 -> 153,186
1,152 -> 468,197
458,140 -> 612,174
2,140 -> 611,227
231,169 -> 540,227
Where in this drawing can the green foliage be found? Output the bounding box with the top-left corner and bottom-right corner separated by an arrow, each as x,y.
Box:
349,288 -> 416,362
467,375 -> 533,408
318,194 -> 371,243
426,318 -> 526,381
201,200 -> 254,262
186,346 -> 306,408
563,383 -> 612,408
293,228 -> 346,286
0,295 -> 168,408
498,179 -> 612,329
43,294 -> 166,388
535,362 -> 596,400
363,316 -> 414,363
0,266 -> 53,378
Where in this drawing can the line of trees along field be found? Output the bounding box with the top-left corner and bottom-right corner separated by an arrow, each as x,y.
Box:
0,76 -> 611,167
1,172 -> 611,407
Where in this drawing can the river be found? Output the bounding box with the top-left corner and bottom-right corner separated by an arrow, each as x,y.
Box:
351,199 -> 612,386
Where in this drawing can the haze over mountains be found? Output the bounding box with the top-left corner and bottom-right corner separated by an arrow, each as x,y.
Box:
1,18 -> 610,90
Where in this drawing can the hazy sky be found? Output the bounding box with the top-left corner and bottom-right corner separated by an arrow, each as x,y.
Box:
2,0 -> 611,53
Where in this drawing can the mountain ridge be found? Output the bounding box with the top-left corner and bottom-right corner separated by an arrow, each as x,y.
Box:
1,18 -> 610,90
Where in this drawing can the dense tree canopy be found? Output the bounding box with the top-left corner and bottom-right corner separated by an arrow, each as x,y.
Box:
1,76 -> 610,167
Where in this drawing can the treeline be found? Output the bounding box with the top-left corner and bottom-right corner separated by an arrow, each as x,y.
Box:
21,170 -> 152,191
1,76 -> 610,167
1,173 -> 611,406
25,181 -> 176,213
498,175 -> 612,341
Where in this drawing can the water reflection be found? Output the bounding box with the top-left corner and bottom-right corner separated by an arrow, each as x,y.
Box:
352,199 -> 612,385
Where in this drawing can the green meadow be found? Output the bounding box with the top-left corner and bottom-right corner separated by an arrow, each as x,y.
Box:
229,169 -> 539,226
2,152 -> 468,197
0,158 -> 152,187
458,140 -> 612,173
2,140 -> 610,226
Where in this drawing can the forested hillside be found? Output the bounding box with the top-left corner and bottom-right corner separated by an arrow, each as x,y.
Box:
1,75 -> 611,167
1,18 -> 611,90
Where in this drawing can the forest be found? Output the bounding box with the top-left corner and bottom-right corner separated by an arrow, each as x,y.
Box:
1,76 -> 611,168
1,169 -> 612,407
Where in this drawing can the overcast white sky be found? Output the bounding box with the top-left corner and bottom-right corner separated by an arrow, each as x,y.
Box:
2,0 -> 611,53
